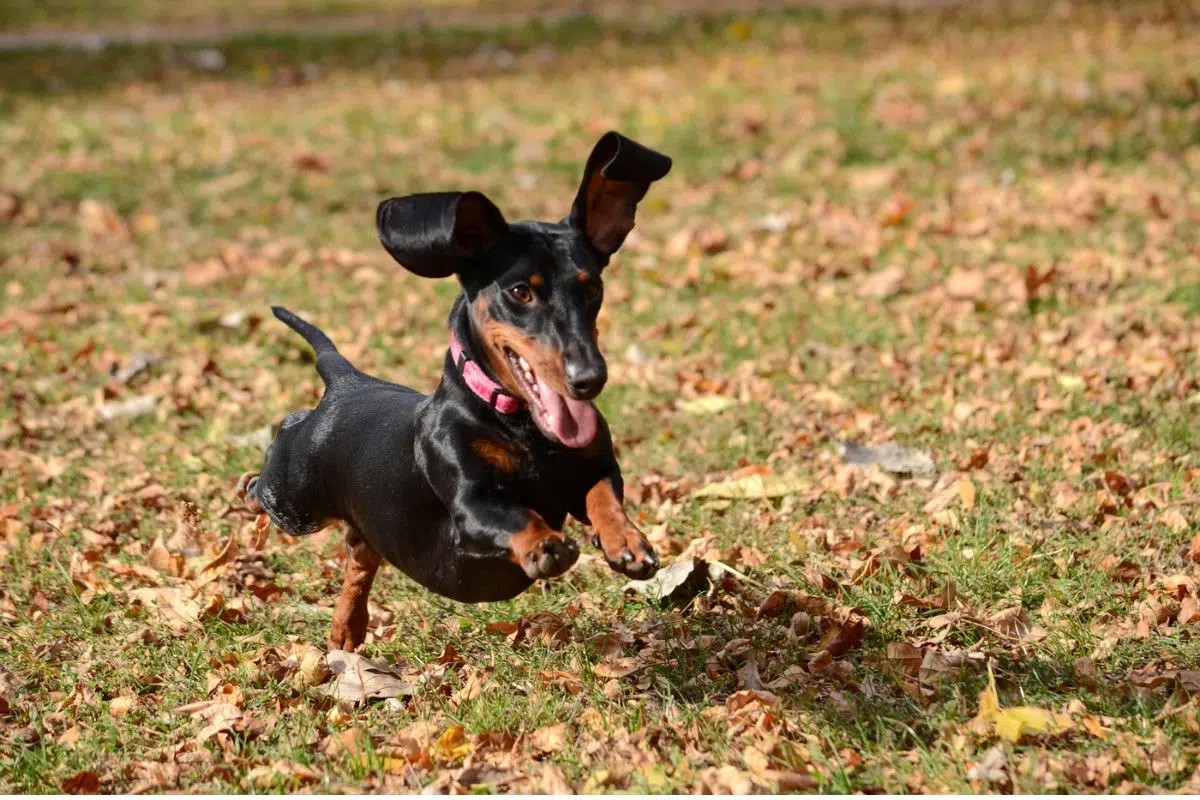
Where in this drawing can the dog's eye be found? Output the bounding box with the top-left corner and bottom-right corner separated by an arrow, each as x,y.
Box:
509,283 -> 534,304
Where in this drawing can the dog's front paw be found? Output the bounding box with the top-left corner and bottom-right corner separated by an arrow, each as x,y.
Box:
593,528 -> 659,580
517,534 -> 580,580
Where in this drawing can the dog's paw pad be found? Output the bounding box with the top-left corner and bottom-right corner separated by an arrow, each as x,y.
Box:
523,535 -> 579,580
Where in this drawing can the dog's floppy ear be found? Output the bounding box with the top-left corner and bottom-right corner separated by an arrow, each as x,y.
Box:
568,131 -> 672,258
376,191 -> 508,278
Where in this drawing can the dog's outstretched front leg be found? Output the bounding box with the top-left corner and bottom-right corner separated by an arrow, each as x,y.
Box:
585,478 -> 659,580
330,528 -> 381,651
451,489 -> 579,581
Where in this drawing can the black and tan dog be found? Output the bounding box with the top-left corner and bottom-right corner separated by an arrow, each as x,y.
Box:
237,132 -> 670,650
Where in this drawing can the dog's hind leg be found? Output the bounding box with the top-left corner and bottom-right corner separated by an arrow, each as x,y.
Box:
330,528 -> 382,651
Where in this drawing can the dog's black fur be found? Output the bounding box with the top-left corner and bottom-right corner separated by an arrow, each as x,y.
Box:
238,132 -> 671,649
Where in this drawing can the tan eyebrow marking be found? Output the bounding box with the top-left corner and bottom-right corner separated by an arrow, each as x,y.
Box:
529,274 -> 544,287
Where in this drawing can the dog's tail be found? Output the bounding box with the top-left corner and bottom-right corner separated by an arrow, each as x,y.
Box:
272,306 -> 355,386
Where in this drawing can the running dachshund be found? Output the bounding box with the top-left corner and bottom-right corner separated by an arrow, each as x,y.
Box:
237,132 -> 670,650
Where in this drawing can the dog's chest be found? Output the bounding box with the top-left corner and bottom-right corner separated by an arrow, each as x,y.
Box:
493,440 -> 595,522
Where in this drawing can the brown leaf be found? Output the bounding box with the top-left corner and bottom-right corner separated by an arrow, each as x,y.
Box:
108,695 -> 137,718
322,727 -> 371,761
294,153 -> 331,173
1109,560 -> 1142,584
62,770 -> 101,794
736,655 -> 765,691
726,689 -> 781,713
818,618 -> 865,658
857,265 -> 906,299
246,761 -> 322,789
945,268 -> 985,300
886,642 -> 922,678
58,725 -> 82,747
1160,508 -> 1189,533
1103,471 -> 1132,497
988,606 -> 1034,639
755,589 -> 793,620
485,620 -> 519,636
919,649 -> 982,684
172,700 -> 244,742
197,527 -> 237,578
593,657 -> 641,679
127,587 -> 202,634
146,536 -> 173,573
529,722 -> 567,756
537,670 -> 583,695
1130,669 -> 1200,694
590,631 -> 634,659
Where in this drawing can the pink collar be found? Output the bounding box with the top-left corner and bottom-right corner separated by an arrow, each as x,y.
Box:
450,331 -> 523,415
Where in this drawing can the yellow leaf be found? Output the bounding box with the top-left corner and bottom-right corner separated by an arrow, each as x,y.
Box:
433,725 -> 474,763
957,478 -> 977,511
993,706 -> 1073,743
693,474 -> 808,500
972,663 -> 1074,744
1056,374 -> 1086,392
679,396 -> 736,415
727,20 -> 752,40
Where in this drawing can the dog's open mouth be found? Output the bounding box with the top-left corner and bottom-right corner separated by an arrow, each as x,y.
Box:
505,348 -> 598,448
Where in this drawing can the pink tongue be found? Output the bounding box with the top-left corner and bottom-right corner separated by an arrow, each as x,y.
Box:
536,375 -> 598,448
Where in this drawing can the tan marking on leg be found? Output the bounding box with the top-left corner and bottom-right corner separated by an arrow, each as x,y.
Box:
585,479 -> 658,577
329,529 -> 382,651
508,513 -> 577,579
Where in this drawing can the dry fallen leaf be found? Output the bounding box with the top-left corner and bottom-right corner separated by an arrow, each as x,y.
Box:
321,650 -> 416,704
529,722 -> 568,755
886,641 -> 923,678
971,663 -> 1073,743
126,587 -> 202,634
822,426 -> 936,476
62,770 -> 101,794
679,395 -> 737,415
432,725 -> 474,763
857,265 -> 906,299
97,394 -> 159,422
624,557 -> 714,605
245,761 -> 322,789
692,474 -> 809,499
172,700 -> 245,742
322,726 -> 371,762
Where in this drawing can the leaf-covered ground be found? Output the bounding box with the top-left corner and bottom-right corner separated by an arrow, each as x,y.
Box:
3,1 -> 1200,793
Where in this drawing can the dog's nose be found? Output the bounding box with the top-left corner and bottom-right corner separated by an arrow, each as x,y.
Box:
565,359 -> 607,400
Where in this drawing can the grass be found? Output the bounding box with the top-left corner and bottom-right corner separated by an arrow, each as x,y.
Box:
2,0 -> 1200,793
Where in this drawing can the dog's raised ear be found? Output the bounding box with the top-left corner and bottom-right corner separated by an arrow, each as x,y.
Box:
376,191 -> 508,278
568,132 -> 672,258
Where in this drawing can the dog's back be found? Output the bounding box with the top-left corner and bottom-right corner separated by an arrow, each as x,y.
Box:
252,308 -> 428,538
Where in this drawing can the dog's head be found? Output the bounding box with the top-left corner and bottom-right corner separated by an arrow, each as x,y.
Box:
375,132 -> 671,448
